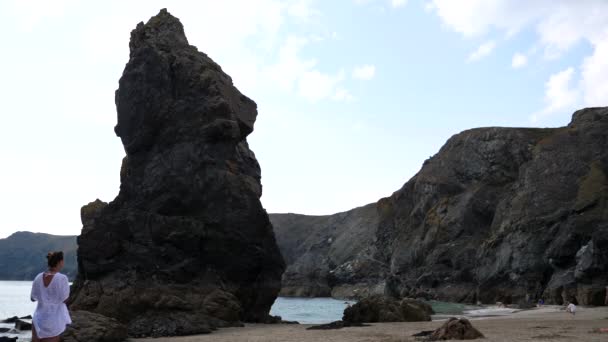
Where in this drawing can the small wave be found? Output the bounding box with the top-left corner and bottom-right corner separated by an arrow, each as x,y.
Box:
464,307 -> 519,316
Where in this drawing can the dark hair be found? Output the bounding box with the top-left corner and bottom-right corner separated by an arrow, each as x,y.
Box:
47,251 -> 64,268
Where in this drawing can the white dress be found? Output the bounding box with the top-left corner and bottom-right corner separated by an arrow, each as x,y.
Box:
30,272 -> 72,338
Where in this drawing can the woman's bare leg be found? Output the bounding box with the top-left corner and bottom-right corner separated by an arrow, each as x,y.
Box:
31,324 -> 39,342
39,336 -> 61,342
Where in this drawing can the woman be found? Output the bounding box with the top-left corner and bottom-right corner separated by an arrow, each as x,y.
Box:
30,251 -> 72,342
566,301 -> 577,316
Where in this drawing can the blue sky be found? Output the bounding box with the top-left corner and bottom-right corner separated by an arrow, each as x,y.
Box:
0,0 -> 606,237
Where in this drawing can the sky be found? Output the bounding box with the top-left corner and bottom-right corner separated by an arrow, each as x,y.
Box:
0,0 -> 607,238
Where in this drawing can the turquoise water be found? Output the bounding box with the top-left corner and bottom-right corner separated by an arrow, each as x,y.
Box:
270,297 -> 356,324
427,300 -> 471,314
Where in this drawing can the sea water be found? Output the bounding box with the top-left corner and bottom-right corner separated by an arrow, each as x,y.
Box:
0,281 -> 36,342
270,297 -> 356,323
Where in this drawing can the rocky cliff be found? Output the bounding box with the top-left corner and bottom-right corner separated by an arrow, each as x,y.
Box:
273,107 -> 608,306
270,203 -> 380,298
69,9 -> 285,337
0,232 -> 77,280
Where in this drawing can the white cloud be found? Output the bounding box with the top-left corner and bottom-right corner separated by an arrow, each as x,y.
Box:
430,0 -> 608,56
298,69 -> 346,102
266,36 -> 316,91
531,67 -> 580,122
73,1 -> 354,104
429,0 -> 608,120
354,0 -> 406,9
352,64 -> 376,80
581,33 -> 608,107
511,52 -> 527,69
265,36 -> 353,102
391,0 -> 407,8
333,87 -> 355,102
8,0 -> 75,30
429,0 -> 551,38
467,40 -> 495,62
288,0 -> 321,21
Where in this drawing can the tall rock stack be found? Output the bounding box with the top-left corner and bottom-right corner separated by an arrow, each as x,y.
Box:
69,9 -> 285,337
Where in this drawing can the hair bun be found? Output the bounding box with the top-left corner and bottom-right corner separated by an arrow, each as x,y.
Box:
46,251 -> 64,268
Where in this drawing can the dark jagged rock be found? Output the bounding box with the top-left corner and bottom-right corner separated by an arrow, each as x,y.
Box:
428,317 -> 484,340
273,107 -> 608,306
0,328 -> 10,333
262,316 -> 299,324
14,319 -> 31,330
61,311 -> 127,342
342,295 -> 432,323
68,9 -> 285,337
0,232 -> 77,280
0,337 -> 17,342
412,330 -> 434,337
306,320 -> 347,330
306,320 -> 369,330
515,300 -> 537,309
270,203 -> 381,298
1,316 -> 18,323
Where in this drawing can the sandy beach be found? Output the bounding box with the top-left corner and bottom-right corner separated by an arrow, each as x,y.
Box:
132,306 -> 608,342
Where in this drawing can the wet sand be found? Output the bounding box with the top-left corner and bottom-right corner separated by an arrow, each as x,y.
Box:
133,306 -> 608,342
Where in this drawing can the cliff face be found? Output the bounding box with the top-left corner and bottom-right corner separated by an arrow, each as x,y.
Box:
379,107 -> 608,305
69,9 -> 285,337
273,107 -> 608,306
270,203 -> 381,298
0,232 -> 77,280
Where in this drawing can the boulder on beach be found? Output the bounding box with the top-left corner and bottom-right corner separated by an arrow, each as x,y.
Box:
343,295 -> 432,323
428,317 -> 484,341
0,337 -> 18,342
1,316 -> 18,323
67,8 -> 285,337
60,310 -> 127,342
15,318 -> 32,330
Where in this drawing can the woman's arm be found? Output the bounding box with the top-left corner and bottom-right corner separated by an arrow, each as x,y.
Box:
30,276 -> 38,302
60,275 -> 70,302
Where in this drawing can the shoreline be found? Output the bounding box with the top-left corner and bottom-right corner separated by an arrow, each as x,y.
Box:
133,306 -> 608,342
